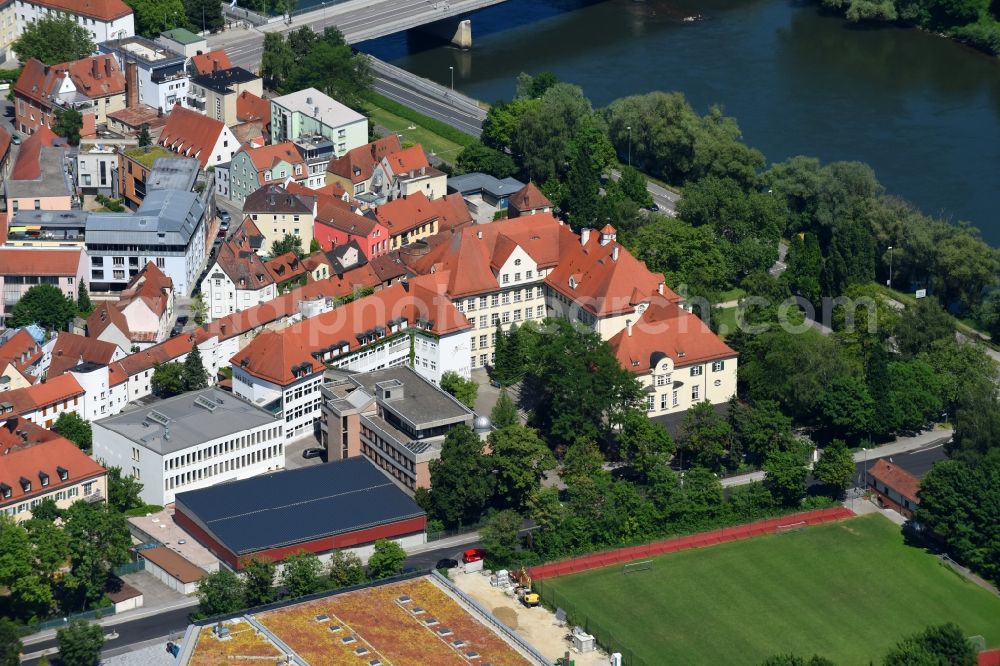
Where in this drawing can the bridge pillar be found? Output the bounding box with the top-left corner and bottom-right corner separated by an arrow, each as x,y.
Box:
414,17 -> 472,50
451,19 -> 472,49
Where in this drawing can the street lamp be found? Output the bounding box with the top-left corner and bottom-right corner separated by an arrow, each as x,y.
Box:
449,66 -> 454,91
887,246 -> 893,287
626,125 -> 632,167
861,447 -> 868,494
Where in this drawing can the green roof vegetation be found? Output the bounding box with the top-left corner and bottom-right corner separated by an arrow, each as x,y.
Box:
160,28 -> 201,45
125,145 -> 175,169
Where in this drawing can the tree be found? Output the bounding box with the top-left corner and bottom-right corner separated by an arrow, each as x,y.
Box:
183,0 -> 223,32
763,449 -> 808,506
440,371 -> 477,410
9,284 -> 77,331
0,618 -> 22,666
488,425 -> 556,510
183,346 -> 209,391
77,281 -> 93,316
30,497 -> 62,522
617,409 -> 675,482
949,385 -> 1000,463
728,399 -> 794,466
427,425 -> 493,527
918,339 -> 996,416
490,388 -> 519,429
242,557 -> 277,607
816,376 -> 875,443
13,16 -> 94,65
52,108 -> 84,146
62,503 -> 131,608
151,362 -> 187,398
480,510 -> 523,566
562,139 -> 603,229
367,539 -> 405,579
760,656 -> 834,666
327,550 -> 367,589
456,143 -> 518,178
270,233 -> 303,258
676,401 -> 732,472
26,518 -> 70,585
884,360 -> 943,433
125,0 -> 187,38
0,517 -> 40,619
618,166 -> 653,208
493,322 -> 525,386
895,299 -> 955,357
309,238 -> 321,254
623,216 -> 732,296
106,467 -> 144,514
262,32 -> 296,90
883,623 -> 977,666
280,551 -> 325,598
137,124 -> 152,148
56,620 -> 104,666
53,412 -> 93,452
813,441 -> 855,498
560,438 -> 607,485
196,568 -> 245,617
191,294 -> 207,326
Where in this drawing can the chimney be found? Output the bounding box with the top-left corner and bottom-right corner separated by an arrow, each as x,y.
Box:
658,282 -> 664,295
220,323 -> 227,335
401,277 -> 409,291
420,166 -> 426,176
105,57 -> 111,77
126,61 -> 139,109
612,245 -> 619,262
92,58 -> 99,79
476,230 -> 483,239
580,228 -> 590,246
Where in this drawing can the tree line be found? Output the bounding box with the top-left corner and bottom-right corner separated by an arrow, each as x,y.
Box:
761,623 -> 979,665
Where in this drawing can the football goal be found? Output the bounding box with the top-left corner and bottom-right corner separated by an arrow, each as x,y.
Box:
623,560 -> 653,575
776,521 -> 807,534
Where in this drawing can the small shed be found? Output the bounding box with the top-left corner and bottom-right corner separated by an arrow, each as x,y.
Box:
866,459 -> 921,519
139,546 -> 207,594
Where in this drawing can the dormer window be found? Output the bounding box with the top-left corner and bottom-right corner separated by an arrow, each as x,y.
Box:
0,483 -> 11,499
568,277 -> 577,289
39,471 -> 49,487
19,477 -> 31,493
57,466 -> 68,481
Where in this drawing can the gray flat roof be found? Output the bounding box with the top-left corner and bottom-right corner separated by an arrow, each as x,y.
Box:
5,148 -> 72,199
147,157 -> 199,193
175,457 -> 425,555
447,173 -> 524,199
349,366 -> 472,429
86,189 -> 204,246
9,210 -> 89,227
95,387 -> 279,455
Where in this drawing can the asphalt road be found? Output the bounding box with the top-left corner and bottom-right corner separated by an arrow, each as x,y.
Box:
852,438 -> 948,488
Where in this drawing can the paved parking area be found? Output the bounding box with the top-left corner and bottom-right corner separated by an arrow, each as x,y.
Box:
284,432 -> 326,470
120,571 -> 189,606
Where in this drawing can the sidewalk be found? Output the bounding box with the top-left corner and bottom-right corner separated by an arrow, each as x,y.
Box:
407,530 -> 480,555
21,597 -> 199,647
720,427 -> 953,488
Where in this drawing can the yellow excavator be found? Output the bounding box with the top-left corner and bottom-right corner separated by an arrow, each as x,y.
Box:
515,567 -> 540,607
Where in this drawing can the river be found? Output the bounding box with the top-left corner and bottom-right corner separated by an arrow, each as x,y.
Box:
357,0 -> 1000,244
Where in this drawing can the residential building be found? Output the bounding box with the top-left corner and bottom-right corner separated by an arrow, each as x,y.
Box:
203,217 -> 276,321
119,151 -> 202,210
263,252 -> 307,288
15,0 -> 134,45
92,387 -> 284,506
0,423 -> 107,522
156,105 -> 238,170
85,188 -> 207,296
189,49 -> 231,76
369,145 -> 446,204
0,247 -> 86,325
231,277 -> 471,440
186,66 -> 261,126
228,142 -> 307,204
2,125 -> 72,212
241,183 -> 316,255
2,210 -> 87,246
373,192 -> 441,250
321,366 -> 475,493
0,0 -> 15,64
99,36 -> 189,112
86,262 -> 173,350
156,27 -> 204,58
174,458 -> 425,570
608,299 -> 737,417
0,372 -> 86,427
447,173 -> 525,220
0,329 -> 44,391
76,139 -> 124,197
294,135 -> 336,190
312,194 -> 388,258
106,104 -> 168,138
867,459 -> 921,519
14,56 -> 127,137
47,330 -> 125,378
326,135 -> 401,203
269,87 -> 367,155
508,182 -> 552,217
66,360 -> 128,420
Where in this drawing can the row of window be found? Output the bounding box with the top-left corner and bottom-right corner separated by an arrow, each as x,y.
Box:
2,482 -> 94,520
362,443 -> 416,491
165,444 -> 282,491
164,426 -> 281,470
473,305 -> 547,332
457,286 -> 545,314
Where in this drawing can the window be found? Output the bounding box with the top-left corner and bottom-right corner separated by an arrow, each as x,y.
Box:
131,447 -> 139,461
712,360 -> 725,372
672,390 -> 679,407
113,256 -> 125,266
501,311 -> 510,324
502,274 -> 510,284
692,385 -> 700,401
646,395 -> 655,411
690,366 -> 703,377
478,315 -> 487,329
514,272 -> 521,282
661,394 -> 669,410
490,294 -> 499,307
113,270 -> 125,280
526,270 -> 533,279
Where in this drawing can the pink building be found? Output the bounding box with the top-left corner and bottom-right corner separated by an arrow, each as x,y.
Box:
0,247 -> 87,326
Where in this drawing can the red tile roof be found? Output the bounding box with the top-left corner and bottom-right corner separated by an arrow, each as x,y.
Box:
432,193 -> 473,233
49,332 -> 123,378
0,126 -> 11,163
0,436 -> 106,508
546,225 -> 679,317
0,247 -> 82,276
119,262 -> 173,318
374,192 -> 438,237
86,302 -> 131,343
0,330 -> 44,383
608,299 -> 736,373
191,49 -> 233,76
107,105 -> 168,134
213,230 -> 274,291
0,374 -> 85,417
327,135 -> 402,185
236,90 -> 270,124
264,252 -> 306,284
368,252 -> 411,284
9,125 -> 60,181
157,105 -> 225,168
116,333 -> 198,377
315,195 -> 379,237
0,417 -> 60,449
230,275 -> 469,385
383,145 -> 430,175
868,459 -> 921,503
32,0 -> 132,21
241,142 -> 305,179
65,55 -> 126,98
509,182 -> 551,212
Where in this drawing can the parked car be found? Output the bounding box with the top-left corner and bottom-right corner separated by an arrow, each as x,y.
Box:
218,209 -> 231,224
11,133 -> 21,145
462,548 -> 486,564
436,558 -> 459,570
648,202 -> 660,212
302,447 -> 324,459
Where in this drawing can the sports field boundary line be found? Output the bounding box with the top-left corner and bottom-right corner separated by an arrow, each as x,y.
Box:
528,506 -> 855,581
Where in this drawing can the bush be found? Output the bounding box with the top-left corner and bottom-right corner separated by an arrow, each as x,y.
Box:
124,504 -> 163,517
950,22 -> 1000,55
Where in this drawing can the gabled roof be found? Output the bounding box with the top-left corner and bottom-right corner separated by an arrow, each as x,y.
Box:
243,183 -> 314,214
263,252 -> 306,284
239,141 -> 305,175
64,55 -> 126,98
119,262 -> 173,318
229,329 -> 325,386
157,105 -> 225,168
315,195 -> 379,237
49,331 -> 122,378
325,239 -> 367,274
0,330 -> 44,383
0,436 -> 106,507
608,299 -> 736,373
236,90 -> 270,125
0,417 -> 60,449
0,374 -> 85,417
9,125 -> 61,181
13,59 -> 62,108
545,224 -> 679,317
368,252 -> 411,284
509,182 -> 551,212
116,333 -> 198,377
190,49 -> 232,76
373,191 -> 438,236
86,302 -> 131,342
0,247 -> 82,276
868,459 -> 921,503
212,228 -> 274,291
0,126 -> 11,162
432,193 -> 473,233
326,135 -> 401,184
383,145 -> 430,176
31,0 -> 132,22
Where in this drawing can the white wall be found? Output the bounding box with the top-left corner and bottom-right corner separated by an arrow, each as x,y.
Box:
92,426 -> 163,504
16,2 -> 134,43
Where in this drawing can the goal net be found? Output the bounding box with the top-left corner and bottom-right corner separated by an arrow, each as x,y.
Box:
622,560 -> 653,575
775,521 -> 807,534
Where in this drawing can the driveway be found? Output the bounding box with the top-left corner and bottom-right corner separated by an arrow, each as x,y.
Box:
284,432 -> 325,470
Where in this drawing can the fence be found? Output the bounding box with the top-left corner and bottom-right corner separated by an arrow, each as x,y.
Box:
17,606 -> 116,637
529,507 -> 854,581
113,559 -> 145,576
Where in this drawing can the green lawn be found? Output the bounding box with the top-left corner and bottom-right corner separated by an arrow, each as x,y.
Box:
713,306 -> 739,339
539,515 -> 1000,665
362,94 -> 471,165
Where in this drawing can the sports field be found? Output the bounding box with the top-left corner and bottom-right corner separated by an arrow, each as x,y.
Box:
540,515 -> 1000,665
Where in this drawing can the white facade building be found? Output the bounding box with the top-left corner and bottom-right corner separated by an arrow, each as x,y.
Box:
269,87 -> 368,157
16,0 -> 134,44
92,387 -> 284,506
